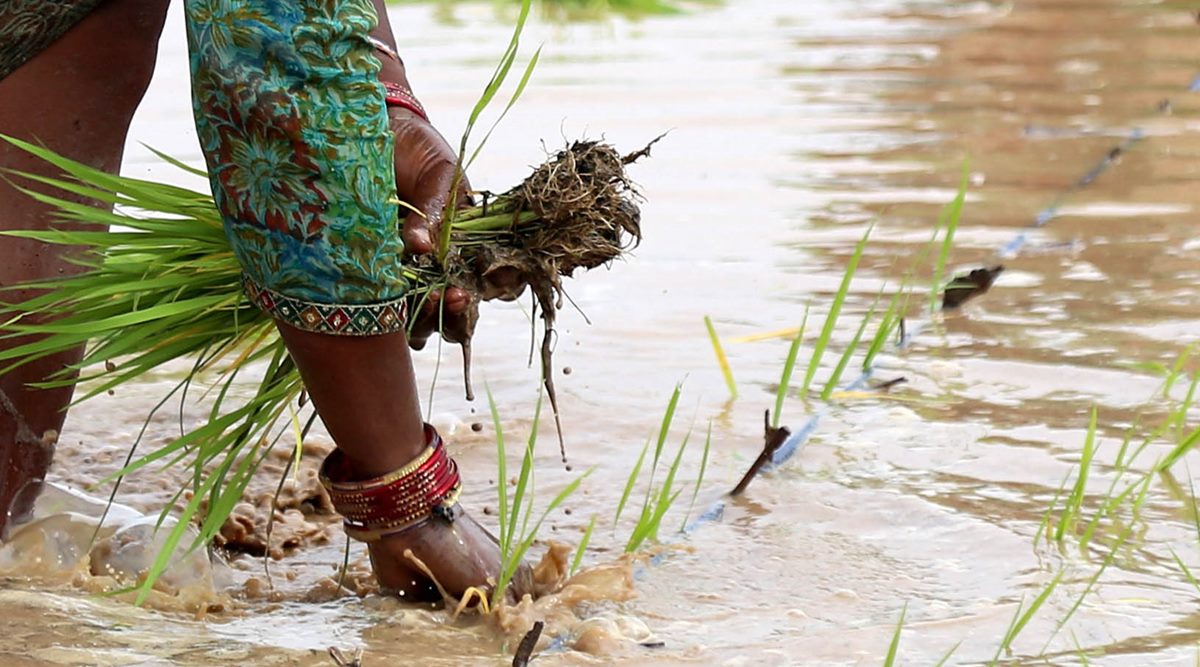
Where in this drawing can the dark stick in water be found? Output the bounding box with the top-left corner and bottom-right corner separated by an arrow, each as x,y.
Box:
730,410 -> 791,497
512,620 -> 545,667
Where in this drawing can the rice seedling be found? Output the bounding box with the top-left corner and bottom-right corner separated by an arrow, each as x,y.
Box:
799,225 -> 871,398
704,315 -> 737,400
612,437 -> 650,534
1171,548 -> 1200,593
1039,527 -> 1135,654
1155,424 -> 1200,473
1078,467 -> 1148,554
1053,407 -> 1099,543
487,388 -> 589,606
929,160 -> 968,313
1170,470 -> 1200,593
819,298 -> 876,401
607,383 -> 706,551
988,569 -> 1064,665
1167,372 -> 1199,443
1033,469 -> 1073,547
861,289 -> 904,372
569,515 -> 597,576
679,421 -> 712,531
933,642 -> 961,667
1161,344 -> 1196,399
771,305 -> 808,429
1073,632 -> 1094,666
882,602 -> 907,667
625,428 -> 689,551
1038,475 -> 1152,654
623,384 -> 688,551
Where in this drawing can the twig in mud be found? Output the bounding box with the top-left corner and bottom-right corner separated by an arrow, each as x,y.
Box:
512,620 -> 545,667
941,265 -> 1003,310
328,647 -> 363,667
730,410 -> 792,497
872,377 -> 907,391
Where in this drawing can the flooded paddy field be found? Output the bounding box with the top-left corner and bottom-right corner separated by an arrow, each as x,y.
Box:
4,0 -> 1200,664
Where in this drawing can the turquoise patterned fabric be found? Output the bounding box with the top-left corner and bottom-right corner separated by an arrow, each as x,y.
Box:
0,0 -> 104,82
184,0 -> 409,308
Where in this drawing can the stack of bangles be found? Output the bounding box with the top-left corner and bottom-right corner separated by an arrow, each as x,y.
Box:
319,424 -> 462,541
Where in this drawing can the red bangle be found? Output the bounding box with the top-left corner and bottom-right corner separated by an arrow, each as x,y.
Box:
319,424 -> 462,541
382,81 -> 429,122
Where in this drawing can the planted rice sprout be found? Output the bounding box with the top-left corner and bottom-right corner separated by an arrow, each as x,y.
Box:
613,383 -> 706,552
486,389 -> 588,609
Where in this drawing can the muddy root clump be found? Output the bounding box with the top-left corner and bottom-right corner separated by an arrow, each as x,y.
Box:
434,138 -> 657,461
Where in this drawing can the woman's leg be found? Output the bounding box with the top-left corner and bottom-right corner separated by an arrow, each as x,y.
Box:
278,325 -> 507,599
0,0 -> 171,533
185,0 -> 519,600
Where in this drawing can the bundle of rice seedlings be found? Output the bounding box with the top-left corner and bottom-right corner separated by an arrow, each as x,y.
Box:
0,132 -> 649,600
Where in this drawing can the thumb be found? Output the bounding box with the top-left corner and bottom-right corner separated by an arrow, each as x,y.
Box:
402,164 -> 467,256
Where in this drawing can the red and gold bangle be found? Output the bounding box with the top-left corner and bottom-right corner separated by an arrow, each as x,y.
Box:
319,424 -> 462,542
382,81 -> 429,122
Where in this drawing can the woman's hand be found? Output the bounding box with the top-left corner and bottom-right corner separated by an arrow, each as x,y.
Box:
388,106 -> 476,349
389,106 -> 466,256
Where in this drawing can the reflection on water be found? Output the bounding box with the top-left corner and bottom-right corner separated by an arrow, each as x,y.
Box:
7,0 -> 1200,664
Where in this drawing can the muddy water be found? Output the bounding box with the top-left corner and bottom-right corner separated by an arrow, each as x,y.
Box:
5,0 -> 1200,664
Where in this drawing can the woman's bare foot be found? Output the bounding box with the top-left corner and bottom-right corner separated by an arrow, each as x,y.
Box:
276,325 -> 531,605
366,508 -> 530,604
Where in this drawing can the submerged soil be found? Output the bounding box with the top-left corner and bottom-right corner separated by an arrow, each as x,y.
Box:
5,0 -> 1200,664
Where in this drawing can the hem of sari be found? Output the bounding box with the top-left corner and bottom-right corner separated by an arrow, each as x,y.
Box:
243,276 -> 407,337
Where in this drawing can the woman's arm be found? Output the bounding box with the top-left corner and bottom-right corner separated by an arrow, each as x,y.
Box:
369,0 -> 413,90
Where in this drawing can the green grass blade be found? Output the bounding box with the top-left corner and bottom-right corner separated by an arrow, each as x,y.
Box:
933,642 -> 961,667
883,602 -> 907,667
508,394 -> 544,556
801,225 -> 871,398
1055,407 -> 1098,542
494,469 -> 590,607
486,387 -> 511,553
820,301 -> 875,400
613,437 -> 650,531
772,305 -> 809,429
681,421 -> 713,531
991,569 -> 1064,665
465,46 -> 542,169
930,159 -> 969,312
570,516 -> 597,577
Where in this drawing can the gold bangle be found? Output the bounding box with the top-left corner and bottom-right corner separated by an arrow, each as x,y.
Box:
367,36 -> 402,63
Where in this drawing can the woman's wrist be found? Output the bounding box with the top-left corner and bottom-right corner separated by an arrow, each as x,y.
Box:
367,36 -> 427,120
369,0 -> 413,90
382,81 -> 428,121
370,39 -> 413,90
